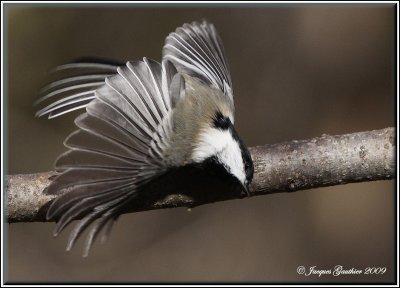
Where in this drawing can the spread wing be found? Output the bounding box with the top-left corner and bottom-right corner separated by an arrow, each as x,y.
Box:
163,20 -> 234,107
37,58 -> 181,256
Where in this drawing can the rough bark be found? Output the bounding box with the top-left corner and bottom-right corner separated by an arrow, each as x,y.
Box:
6,127 -> 395,223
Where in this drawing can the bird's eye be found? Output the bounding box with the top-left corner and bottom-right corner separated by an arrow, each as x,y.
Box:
213,111 -> 231,130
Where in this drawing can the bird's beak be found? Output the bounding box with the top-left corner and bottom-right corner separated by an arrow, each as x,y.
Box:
241,182 -> 251,197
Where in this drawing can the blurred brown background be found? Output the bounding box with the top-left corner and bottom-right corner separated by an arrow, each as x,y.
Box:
5,4 -> 395,283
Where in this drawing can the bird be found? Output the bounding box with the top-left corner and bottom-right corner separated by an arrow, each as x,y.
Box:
36,20 -> 254,257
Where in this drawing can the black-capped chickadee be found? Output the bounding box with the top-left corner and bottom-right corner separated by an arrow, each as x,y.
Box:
36,20 -> 254,256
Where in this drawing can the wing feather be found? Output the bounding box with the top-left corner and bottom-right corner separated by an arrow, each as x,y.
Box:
35,91 -> 96,117
54,186 -> 133,237
163,20 -> 233,102
46,179 -> 134,220
65,194 -> 130,252
125,62 -> 163,123
161,60 -> 177,111
145,58 -> 169,113
41,74 -> 112,93
86,99 -> 149,148
64,130 -> 143,164
75,113 -> 148,156
36,61 -> 120,118
82,213 -> 115,257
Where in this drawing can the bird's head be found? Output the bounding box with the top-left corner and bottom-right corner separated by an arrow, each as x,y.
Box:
191,111 -> 254,196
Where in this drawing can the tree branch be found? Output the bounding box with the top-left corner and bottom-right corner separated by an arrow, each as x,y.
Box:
6,127 -> 395,223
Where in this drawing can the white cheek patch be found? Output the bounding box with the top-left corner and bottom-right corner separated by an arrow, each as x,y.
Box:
192,127 -> 246,184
